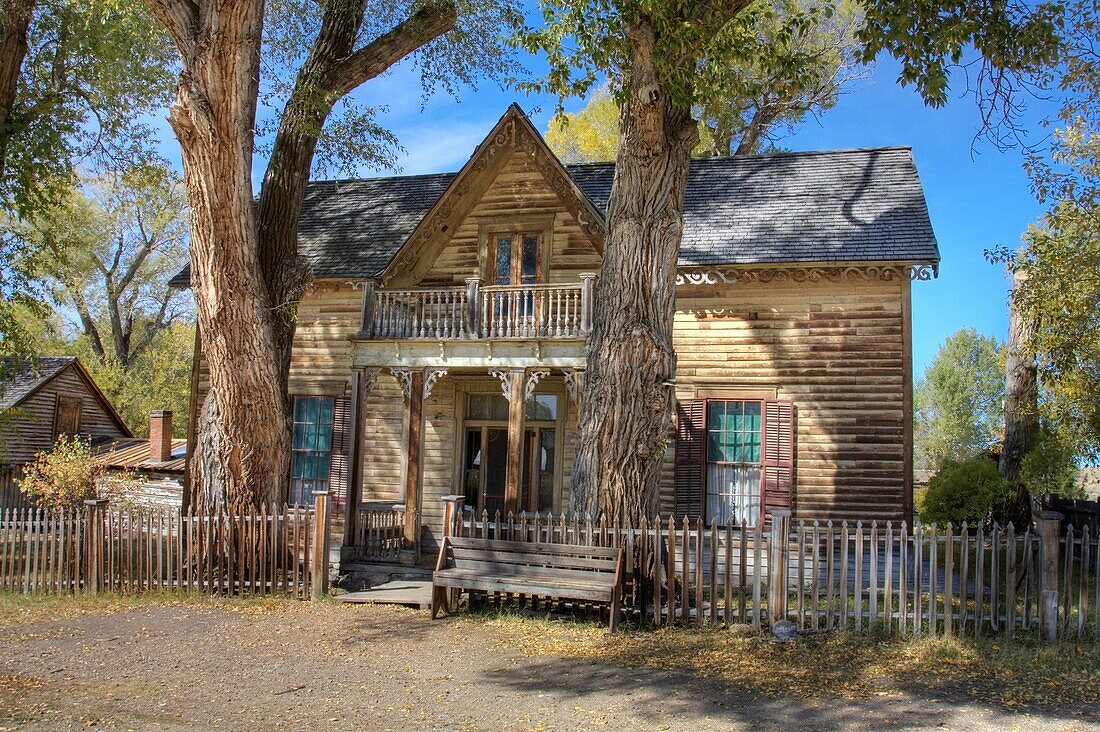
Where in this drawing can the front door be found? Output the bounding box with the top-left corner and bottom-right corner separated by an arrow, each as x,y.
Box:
461,392 -> 559,516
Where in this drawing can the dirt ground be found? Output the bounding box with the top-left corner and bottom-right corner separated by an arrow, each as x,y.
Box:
0,597 -> 1096,731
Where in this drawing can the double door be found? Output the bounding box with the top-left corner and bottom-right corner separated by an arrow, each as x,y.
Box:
462,424 -> 556,516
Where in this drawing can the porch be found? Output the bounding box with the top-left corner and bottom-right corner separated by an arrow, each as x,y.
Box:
340,357 -> 587,566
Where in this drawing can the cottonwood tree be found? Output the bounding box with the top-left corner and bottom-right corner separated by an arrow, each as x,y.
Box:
143,0 -> 518,509
519,0 -> 1066,523
25,165 -> 190,371
913,328 -> 1004,471
0,0 -> 174,363
545,1 -> 863,164
520,1 -> 845,524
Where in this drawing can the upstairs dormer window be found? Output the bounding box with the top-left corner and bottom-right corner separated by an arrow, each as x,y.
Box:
489,231 -> 541,286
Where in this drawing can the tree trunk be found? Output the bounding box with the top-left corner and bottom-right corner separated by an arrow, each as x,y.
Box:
1000,270 -> 1038,519
0,0 -> 34,182
151,0 -> 289,510
569,17 -> 697,526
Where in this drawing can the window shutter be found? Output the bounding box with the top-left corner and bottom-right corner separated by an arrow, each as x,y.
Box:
54,396 -> 82,436
762,400 -> 795,520
674,399 -> 705,520
328,396 -> 352,512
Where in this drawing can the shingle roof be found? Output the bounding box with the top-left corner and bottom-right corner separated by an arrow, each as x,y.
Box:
169,146 -> 938,287
93,437 -> 188,473
0,356 -> 76,410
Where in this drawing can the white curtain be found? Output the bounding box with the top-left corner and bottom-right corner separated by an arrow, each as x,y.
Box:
706,464 -> 762,526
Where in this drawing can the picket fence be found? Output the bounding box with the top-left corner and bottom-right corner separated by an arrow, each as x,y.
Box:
0,498 -> 327,599
450,504 -> 1099,641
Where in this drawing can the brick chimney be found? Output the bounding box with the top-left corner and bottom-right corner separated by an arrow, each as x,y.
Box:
149,410 -> 173,463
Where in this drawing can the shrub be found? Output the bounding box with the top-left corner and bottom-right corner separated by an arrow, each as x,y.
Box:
17,434 -> 103,510
920,457 -> 1012,526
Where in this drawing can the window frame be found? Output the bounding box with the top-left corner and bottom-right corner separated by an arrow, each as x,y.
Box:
452,378 -> 568,515
289,394 -> 338,507
478,217 -> 554,286
703,399 -> 764,527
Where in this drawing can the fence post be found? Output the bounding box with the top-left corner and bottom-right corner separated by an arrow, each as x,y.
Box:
768,509 -> 792,627
311,491 -> 330,601
1038,510 -> 1062,641
440,495 -> 464,539
83,498 -> 107,595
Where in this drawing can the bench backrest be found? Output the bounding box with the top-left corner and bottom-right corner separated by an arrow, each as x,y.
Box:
444,536 -> 621,576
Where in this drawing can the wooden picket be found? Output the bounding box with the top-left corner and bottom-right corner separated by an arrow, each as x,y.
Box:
0,503 -> 317,599
454,508 -> 1100,640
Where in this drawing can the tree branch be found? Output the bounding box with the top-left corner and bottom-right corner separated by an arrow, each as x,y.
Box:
143,0 -> 199,58
322,1 -> 457,97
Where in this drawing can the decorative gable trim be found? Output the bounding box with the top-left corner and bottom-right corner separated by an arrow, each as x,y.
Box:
380,104 -> 607,287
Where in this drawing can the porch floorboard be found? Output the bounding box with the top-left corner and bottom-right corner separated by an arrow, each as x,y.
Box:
337,581 -> 434,610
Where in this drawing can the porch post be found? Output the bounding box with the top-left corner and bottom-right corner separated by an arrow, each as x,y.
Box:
402,369 -> 426,559
342,367 -> 378,557
504,367 -> 525,516
357,279 -> 377,339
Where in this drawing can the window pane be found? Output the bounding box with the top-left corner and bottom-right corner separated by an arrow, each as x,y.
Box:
467,394 -> 490,420
525,394 -> 557,420
489,395 -> 509,421
319,397 -> 334,425
521,234 -> 538,282
745,401 -> 761,431
706,463 -> 761,526
707,402 -> 724,430
537,428 -> 555,512
495,236 -> 512,284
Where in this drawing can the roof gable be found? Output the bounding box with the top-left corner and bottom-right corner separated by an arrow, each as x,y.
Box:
380,104 -> 607,286
0,356 -> 132,437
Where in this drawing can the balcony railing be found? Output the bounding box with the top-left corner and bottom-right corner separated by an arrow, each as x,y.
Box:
358,275 -> 595,341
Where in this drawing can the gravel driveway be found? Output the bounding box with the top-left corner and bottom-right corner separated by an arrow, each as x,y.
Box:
0,598 -> 1095,731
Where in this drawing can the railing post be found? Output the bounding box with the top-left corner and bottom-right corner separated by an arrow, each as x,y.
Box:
311,491 -> 330,601
1039,510 -> 1062,641
440,495 -> 464,539
357,279 -> 377,339
83,498 -> 107,595
579,273 -> 596,336
768,508 -> 791,627
465,277 -> 481,338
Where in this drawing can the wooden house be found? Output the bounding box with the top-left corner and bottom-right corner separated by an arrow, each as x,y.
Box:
0,356 -> 132,507
178,105 -> 940,562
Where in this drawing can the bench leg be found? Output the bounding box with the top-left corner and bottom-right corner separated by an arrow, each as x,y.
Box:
609,587 -> 622,634
431,585 -> 443,620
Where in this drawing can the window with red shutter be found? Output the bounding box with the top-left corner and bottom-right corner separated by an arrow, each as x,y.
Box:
762,399 -> 795,521
676,397 -> 796,527
674,400 -> 705,520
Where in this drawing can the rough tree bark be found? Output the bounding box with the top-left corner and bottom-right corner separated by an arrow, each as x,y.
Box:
569,18 -> 700,526
257,0 -> 457,388
0,0 -> 35,181
145,0 -> 288,511
1000,269 -> 1038,519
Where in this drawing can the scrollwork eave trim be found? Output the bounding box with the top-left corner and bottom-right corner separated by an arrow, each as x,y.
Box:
674,263 -> 939,286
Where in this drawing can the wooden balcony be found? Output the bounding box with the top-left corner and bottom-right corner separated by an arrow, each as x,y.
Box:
357,275 -> 596,341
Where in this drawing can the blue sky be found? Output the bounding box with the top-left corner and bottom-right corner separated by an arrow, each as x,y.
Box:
151,39 -> 1053,378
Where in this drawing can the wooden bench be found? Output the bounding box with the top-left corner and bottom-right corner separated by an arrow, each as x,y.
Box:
431,536 -> 626,632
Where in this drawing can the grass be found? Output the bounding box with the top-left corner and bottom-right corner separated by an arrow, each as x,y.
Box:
463,609 -> 1100,710
0,590 -> 298,627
